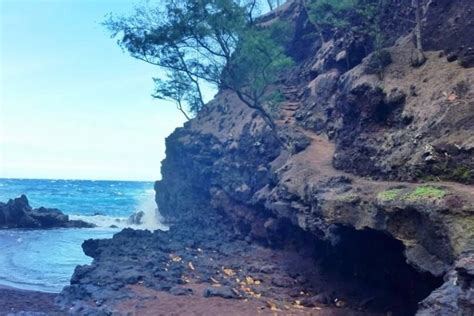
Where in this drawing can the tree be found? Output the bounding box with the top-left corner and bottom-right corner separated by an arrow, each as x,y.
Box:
303,0 -> 355,43
305,0 -> 426,69
105,0 -> 292,148
410,0 -> 426,67
304,0 -> 390,77
152,73 -> 194,120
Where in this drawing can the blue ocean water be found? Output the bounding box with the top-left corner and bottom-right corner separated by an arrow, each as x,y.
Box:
0,178 -> 167,293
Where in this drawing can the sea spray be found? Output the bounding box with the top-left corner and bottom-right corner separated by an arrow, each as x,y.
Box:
130,189 -> 168,231
70,189 -> 168,231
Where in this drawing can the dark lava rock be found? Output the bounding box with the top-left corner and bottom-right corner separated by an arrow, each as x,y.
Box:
0,195 -> 94,229
169,286 -> 193,296
446,52 -> 458,62
365,49 -> 392,74
127,211 -> 145,225
301,293 -> 333,306
203,286 -> 238,299
418,254 -> 474,315
459,51 -> 474,68
271,276 -> 295,288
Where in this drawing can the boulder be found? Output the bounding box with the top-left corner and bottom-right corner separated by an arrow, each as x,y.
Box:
0,195 -> 94,229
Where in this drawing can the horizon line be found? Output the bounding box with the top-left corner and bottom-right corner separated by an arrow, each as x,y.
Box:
0,177 -> 158,183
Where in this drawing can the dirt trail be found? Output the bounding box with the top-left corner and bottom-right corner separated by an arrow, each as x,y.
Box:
277,89 -> 474,201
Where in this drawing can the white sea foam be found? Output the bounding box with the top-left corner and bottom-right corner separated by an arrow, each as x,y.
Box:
131,189 -> 168,231
69,190 -> 168,231
69,214 -> 128,228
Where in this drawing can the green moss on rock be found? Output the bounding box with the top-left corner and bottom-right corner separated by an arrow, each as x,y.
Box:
404,186 -> 446,201
377,189 -> 403,202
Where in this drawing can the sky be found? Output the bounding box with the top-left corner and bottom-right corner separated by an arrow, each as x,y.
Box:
0,0 -> 205,181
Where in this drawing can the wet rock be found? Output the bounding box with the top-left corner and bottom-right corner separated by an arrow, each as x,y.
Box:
127,211 -> 145,225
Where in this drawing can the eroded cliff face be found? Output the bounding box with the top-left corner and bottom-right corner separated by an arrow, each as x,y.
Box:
155,1 -> 474,314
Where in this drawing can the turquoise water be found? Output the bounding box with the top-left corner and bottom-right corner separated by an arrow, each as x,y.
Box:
0,178 -> 167,292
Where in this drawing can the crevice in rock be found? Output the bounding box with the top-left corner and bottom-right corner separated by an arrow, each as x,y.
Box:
264,220 -> 444,315
319,226 -> 444,315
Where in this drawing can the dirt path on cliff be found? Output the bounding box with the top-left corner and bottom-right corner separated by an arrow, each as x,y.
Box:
278,96 -> 474,201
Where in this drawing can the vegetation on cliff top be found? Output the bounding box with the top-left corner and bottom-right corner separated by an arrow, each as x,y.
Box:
104,0 -> 292,148
304,0 -> 426,76
105,0 -> 427,148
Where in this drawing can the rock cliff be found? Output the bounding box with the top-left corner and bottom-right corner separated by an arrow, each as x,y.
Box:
155,0 -> 474,314
58,0 -> 473,314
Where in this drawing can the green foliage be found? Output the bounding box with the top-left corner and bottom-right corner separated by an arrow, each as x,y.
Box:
306,0 -> 355,31
377,188 -> 402,202
404,186 -> 446,201
104,0 -> 293,121
306,0 -> 389,76
227,21 -> 293,104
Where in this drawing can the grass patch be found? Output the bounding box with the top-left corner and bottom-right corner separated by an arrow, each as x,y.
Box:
377,189 -> 403,202
404,186 -> 446,201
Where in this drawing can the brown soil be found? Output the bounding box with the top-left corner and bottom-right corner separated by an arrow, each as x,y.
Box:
117,284 -> 372,316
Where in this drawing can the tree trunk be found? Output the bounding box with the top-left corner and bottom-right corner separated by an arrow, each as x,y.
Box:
177,104 -> 191,121
302,0 -> 325,44
414,0 -> 423,51
411,0 -> 427,67
254,106 -> 292,151
234,90 -> 290,151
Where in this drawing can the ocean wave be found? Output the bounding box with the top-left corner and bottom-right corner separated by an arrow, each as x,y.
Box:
69,214 -> 127,228
69,213 -> 168,231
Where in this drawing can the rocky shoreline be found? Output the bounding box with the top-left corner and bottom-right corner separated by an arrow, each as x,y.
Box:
0,195 -> 94,229
58,210 -> 433,315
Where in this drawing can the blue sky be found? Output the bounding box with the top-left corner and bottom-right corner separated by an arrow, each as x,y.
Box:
0,0 -> 204,181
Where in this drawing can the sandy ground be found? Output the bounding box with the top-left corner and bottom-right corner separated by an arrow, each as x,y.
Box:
0,284 -> 373,316
116,284 -> 374,316
0,285 -> 62,315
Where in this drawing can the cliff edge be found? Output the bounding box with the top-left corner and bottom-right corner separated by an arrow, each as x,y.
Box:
156,0 -> 473,314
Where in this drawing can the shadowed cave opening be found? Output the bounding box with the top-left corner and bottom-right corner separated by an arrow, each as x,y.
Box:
269,221 -> 444,315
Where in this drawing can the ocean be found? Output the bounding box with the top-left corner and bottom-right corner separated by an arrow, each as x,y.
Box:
0,178 -> 167,293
